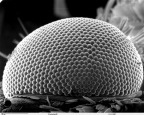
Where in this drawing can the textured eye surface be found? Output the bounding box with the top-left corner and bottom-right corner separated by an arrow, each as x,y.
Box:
2,17 -> 143,98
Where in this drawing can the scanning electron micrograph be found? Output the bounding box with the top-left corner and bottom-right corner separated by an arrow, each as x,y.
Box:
0,0 -> 144,113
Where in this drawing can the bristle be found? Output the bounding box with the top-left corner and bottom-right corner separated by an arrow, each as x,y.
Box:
134,34 -> 144,44
96,7 -> 104,20
19,33 -> 25,39
12,39 -> 20,45
54,0 -> 70,18
128,27 -> 144,62
0,52 -> 8,60
46,96 -> 51,106
83,96 -> 96,104
118,17 -> 129,31
131,27 -> 144,43
104,0 -> 115,21
109,17 -> 134,36
39,105 -> 63,112
96,13 -> 105,21
122,25 -> 134,36
17,17 -> 29,35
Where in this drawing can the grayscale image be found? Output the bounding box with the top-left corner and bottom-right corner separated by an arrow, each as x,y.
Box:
0,0 -> 144,113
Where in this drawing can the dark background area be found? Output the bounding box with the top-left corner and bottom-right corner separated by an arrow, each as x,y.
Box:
0,0 -> 108,80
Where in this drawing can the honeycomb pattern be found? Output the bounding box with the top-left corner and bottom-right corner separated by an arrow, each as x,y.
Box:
2,18 -> 143,98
